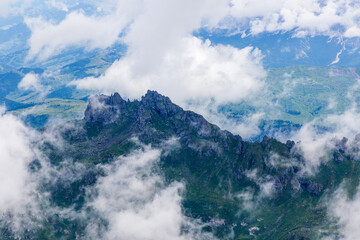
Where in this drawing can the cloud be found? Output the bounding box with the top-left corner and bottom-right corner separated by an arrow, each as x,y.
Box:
245,169 -> 277,198
26,0 -> 230,60
0,0 -> 34,17
46,0 -> 69,12
273,106 -> 360,174
0,108 -> 34,213
24,0 -> 360,61
72,37 -> 266,106
0,108 -> 51,234
0,107 -> 85,235
71,35 -> 267,141
190,102 -> 265,139
18,72 -> 51,98
229,0 -> 360,38
25,9 -> 131,60
327,184 -> 360,240
85,142 -> 215,240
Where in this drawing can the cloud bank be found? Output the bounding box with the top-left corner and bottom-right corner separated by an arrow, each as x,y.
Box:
327,184 -> 360,240
229,0 -> 360,38
25,0 -> 360,61
273,107 -> 360,173
0,108 -> 35,213
25,10 -> 130,60
72,37 -> 266,105
0,108 -> 50,234
85,142 -> 215,240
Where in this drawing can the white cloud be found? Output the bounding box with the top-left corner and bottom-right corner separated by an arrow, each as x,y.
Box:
0,24 -> 14,30
245,169 -> 276,198
277,107 -> 360,173
46,0 -> 69,12
327,184 -> 360,240
0,107 -> 84,235
71,37 -> 266,106
0,108 -> 51,234
18,72 -> 51,98
190,102 -> 264,139
0,0 -> 34,17
71,27 -> 266,140
0,108 -> 34,213
19,0 -> 360,62
26,0 -> 230,60
226,112 -> 264,139
86,143 -> 215,240
229,0 -> 360,38
25,0 -> 143,60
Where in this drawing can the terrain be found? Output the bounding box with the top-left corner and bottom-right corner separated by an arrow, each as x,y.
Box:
1,1 -> 360,240
1,61 -> 360,139
3,91 -> 358,239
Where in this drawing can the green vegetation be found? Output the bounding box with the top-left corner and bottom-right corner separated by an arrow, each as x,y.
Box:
11,91 -> 358,239
224,66 -> 360,125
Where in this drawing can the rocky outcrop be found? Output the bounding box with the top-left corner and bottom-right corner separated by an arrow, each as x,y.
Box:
84,90 -> 239,141
84,92 -> 127,123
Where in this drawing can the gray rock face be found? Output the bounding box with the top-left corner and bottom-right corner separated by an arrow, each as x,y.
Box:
141,90 -> 182,117
84,90 -> 241,139
84,92 -> 127,123
83,90 -> 244,155
84,90 -> 183,124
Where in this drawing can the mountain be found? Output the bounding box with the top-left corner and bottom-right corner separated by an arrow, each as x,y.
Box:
11,90 -> 354,240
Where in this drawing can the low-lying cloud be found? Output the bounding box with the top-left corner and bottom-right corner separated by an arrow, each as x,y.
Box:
85,142 -> 216,240
273,106 -> 360,174
327,183 -> 360,240
0,108 -> 51,234
18,72 -> 51,98
0,108 -> 35,213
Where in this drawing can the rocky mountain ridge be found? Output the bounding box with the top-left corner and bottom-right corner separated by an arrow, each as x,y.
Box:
7,90 -> 359,240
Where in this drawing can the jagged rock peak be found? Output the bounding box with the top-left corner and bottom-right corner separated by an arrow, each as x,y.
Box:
83,90 -> 242,145
94,92 -> 126,106
142,90 -> 171,103
84,90 -> 183,123
84,92 -> 127,123
141,90 -> 182,117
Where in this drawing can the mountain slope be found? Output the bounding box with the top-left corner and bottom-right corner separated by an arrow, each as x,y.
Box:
3,91 -> 359,239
